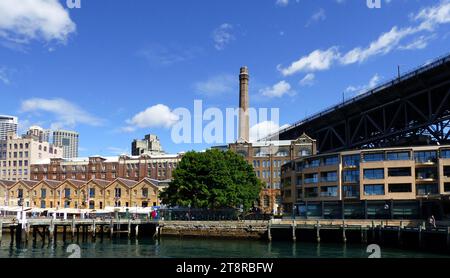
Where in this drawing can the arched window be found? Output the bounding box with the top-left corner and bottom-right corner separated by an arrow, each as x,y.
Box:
19,144 -> 23,149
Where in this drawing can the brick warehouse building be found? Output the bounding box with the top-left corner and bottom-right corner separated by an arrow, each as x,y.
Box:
30,153 -> 183,183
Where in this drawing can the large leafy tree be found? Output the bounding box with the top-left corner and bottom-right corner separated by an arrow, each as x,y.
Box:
160,149 -> 262,210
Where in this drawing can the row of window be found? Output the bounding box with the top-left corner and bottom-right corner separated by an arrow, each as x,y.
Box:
9,187 -> 157,199
253,160 -> 287,168
293,183 -> 450,198
298,150 -> 450,170
2,160 -> 29,167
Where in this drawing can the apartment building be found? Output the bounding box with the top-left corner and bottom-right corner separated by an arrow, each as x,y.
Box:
281,145 -> 450,220
0,132 -> 63,182
53,130 -> 79,158
30,153 -> 182,182
0,177 -> 162,210
229,133 -> 317,214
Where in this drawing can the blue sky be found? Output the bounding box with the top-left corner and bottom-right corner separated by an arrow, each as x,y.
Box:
0,0 -> 449,156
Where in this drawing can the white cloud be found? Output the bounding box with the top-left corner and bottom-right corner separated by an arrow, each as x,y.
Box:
399,35 -> 434,50
124,104 -> 180,132
250,121 -> 290,142
340,26 -> 417,65
0,0 -> 76,45
345,74 -> 381,95
278,48 -> 339,76
415,0 -> 450,31
194,74 -> 235,97
260,81 -> 295,98
278,1 -> 450,76
212,23 -> 235,50
20,98 -> 103,129
299,73 -> 315,87
275,0 -> 289,7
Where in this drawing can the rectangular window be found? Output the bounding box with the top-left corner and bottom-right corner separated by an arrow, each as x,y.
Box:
416,167 -> 438,179
414,151 -> 437,163
41,189 -> 46,198
323,156 -> 339,166
64,188 -> 71,198
342,170 -> 359,183
304,173 -> 318,184
320,171 -> 338,182
416,184 -> 439,196
342,154 -> 360,168
363,169 -> 384,180
304,159 -> 320,169
444,166 -> 450,177
89,188 -> 95,198
343,185 -> 359,198
387,151 -> 410,161
442,150 -> 450,159
142,188 -> 148,198
115,188 -> 121,197
364,184 -> 385,196
363,153 -> 384,162
388,183 -> 412,193
388,167 -> 411,177
304,187 -> 318,198
320,186 -> 338,197
445,183 -> 450,193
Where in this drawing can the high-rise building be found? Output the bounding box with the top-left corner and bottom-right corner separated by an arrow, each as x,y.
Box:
132,134 -> 163,156
0,115 -> 18,141
53,130 -> 79,158
27,126 -> 50,142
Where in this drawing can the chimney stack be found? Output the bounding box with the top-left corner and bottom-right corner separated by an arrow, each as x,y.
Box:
239,66 -> 250,142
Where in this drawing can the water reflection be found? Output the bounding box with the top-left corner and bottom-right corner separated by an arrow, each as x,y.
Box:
0,234 -> 448,258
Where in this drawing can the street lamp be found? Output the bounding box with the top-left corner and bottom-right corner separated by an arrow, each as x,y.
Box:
292,205 -> 297,220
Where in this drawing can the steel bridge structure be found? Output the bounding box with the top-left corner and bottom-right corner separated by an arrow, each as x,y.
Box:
268,54 -> 450,154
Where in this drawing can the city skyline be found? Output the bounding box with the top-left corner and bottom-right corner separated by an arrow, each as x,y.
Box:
0,0 -> 449,157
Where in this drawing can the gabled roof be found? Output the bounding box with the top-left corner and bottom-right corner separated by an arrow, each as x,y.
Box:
0,180 -> 15,188
12,180 -> 39,188
38,180 -> 62,189
61,179 -> 86,188
112,178 -> 138,188
87,178 -> 110,188
133,177 -> 159,189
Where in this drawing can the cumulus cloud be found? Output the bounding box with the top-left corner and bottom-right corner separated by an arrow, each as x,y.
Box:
250,121 -> 290,142
20,98 -> 103,129
277,48 -> 339,76
124,104 -> 180,132
260,81 -> 295,98
0,0 -> 76,45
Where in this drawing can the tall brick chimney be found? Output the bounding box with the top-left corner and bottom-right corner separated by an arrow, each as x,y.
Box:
239,66 -> 250,142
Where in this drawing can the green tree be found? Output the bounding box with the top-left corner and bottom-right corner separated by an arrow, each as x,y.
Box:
160,149 -> 262,211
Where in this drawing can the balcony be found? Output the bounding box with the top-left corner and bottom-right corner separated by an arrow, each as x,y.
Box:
303,178 -> 318,184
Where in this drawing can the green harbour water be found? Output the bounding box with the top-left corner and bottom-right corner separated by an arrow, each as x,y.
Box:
0,235 -> 449,258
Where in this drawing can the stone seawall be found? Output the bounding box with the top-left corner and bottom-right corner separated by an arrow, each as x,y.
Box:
158,221 -> 269,239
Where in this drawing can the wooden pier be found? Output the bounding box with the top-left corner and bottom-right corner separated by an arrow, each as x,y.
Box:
0,218 -> 159,244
